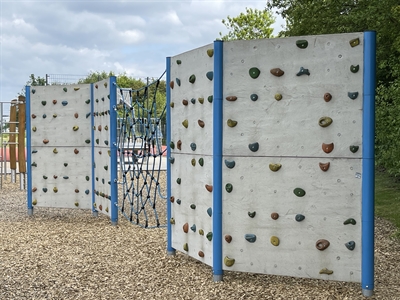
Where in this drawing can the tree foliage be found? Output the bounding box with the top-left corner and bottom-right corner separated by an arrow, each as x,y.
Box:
219,7 -> 275,41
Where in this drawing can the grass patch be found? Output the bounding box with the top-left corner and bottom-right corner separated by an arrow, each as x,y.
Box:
375,169 -> 400,239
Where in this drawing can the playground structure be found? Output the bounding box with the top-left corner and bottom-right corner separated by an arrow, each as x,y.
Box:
166,31 -> 376,296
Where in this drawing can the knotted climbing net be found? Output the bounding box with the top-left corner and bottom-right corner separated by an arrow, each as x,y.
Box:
116,73 -> 167,228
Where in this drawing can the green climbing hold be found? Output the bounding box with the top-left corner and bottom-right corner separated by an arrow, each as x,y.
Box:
104,165 -> 108,171
53,148 -> 58,154
345,241 -> 356,250
191,159 -> 196,166
32,150 -> 38,154
208,95 -> 213,103
248,211 -> 256,218
227,119 -> 238,127
176,178 -> 181,184
183,243 -> 188,251
190,204 -> 196,209
182,119 -> 188,128
170,141 -> 175,149
224,256 -> 235,267
85,190 -> 90,195
63,176 -> 69,179
344,218 -> 357,225
250,94 -> 258,101
350,65 -> 359,73
269,163 -> 282,172
198,158 -> 204,166
349,38 -> 360,47
249,67 -> 260,79
198,97 -> 204,104
85,176 -> 90,181
41,101 -> 46,106
207,49 -> 214,57
206,71 -> 213,81
296,39 -> 308,49
32,89 -> 36,94
43,188 -> 48,193
104,140 -> 109,146
63,87 -> 67,92
85,139 -> 90,144
43,176 -> 48,179
349,145 -> 359,153
297,67 -> 310,76
31,162 -> 37,167
224,159 -> 235,169
206,232 -> 213,241
225,183 -> 233,193
248,142 -> 259,152
295,214 -> 305,222
348,92 -> 359,100
245,234 -> 257,243
176,60 -> 181,65
169,157 -> 175,164
190,143 -> 196,151
86,113 -> 91,118
189,74 -> 196,84
85,99 -> 90,104
95,139 -> 99,145
293,188 -> 306,197
207,207 -> 212,217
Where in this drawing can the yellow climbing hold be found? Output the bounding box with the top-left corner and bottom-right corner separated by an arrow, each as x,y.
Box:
269,163 -> 282,172
270,236 -> 280,246
224,256 -> 235,267
319,268 -> 334,275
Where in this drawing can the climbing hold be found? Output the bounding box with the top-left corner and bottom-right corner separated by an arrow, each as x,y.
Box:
269,163 -> 282,172
183,243 -> 189,252
191,158 -> 196,166
191,99 -> 196,105
183,223 -> 189,233
225,183 -> 233,193
176,78 -> 181,86
319,162 -> 330,171
224,256 -> 235,267
170,141 -> 175,149
177,140 -> 182,150
43,176 -> 48,179
98,125 -> 102,131
206,71 -> 213,81
322,143 -> 334,153
169,81 -> 174,89
198,97 -> 204,104
85,176 -> 89,181
343,218 -> 357,225
191,224 -> 196,232
270,68 -> 284,77
349,145 -> 359,153
53,187 -> 58,193
98,205 -> 103,211
205,184 -> 213,192
207,49 -> 214,57
169,157 -> 175,164
271,212 -> 279,220
176,178 -> 181,184
32,199 -> 37,205
85,99 -> 90,104
198,251 -> 204,258
189,74 -> 196,84
208,95 -> 213,103
41,101 -> 46,106
62,101 -> 68,106
250,94 -> 258,101
43,188 -> 48,193
53,148 -> 58,154
349,38 -> 360,47
74,202 -> 79,207
225,235 -> 232,243
170,218 -> 175,224
85,190 -> 89,195
249,67 -> 260,79
296,67 -> 310,76
199,229 -> 204,236
350,65 -> 359,73
32,114 -> 37,119
248,211 -> 256,218
274,93 -> 283,101
32,187 -> 37,192
32,127 -> 37,132
206,232 -> 213,241
74,149 -> 79,154
104,125 -> 108,131
226,96 -> 237,101
319,268 -> 334,275
74,113 -> 78,118
43,139 -> 49,144
198,158 -> 204,166
345,241 -> 356,250
198,120 -> 205,128
190,142 -> 196,151
170,196 -> 175,203
190,204 -> 196,209
227,119 -> 238,127
316,239 -> 330,250
182,99 -> 188,106
348,92 -> 359,100
324,93 -> 332,102
270,236 -> 280,246
319,117 -> 333,127
95,139 -> 99,144
176,59 -> 182,65
73,125 -> 79,131
295,214 -> 305,222
296,40 -> 308,49
32,150 -> 38,154
52,99 -> 57,105
86,113 -> 91,118
63,87 -> 67,92
32,89 -> 36,94
53,114 -> 57,118
64,163 -> 68,167
75,189 -> 79,193
248,142 -> 259,152
224,159 -> 235,169
293,188 -> 306,197
42,114 -> 47,119
207,207 -> 212,217
245,234 -> 257,243
182,119 -> 188,128
31,162 -> 37,167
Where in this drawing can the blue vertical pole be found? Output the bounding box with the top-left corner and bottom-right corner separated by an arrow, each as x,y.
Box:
90,83 -> 97,216
26,86 -> 33,216
109,76 -> 118,225
213,40 -> 224,281
362,30 -> 376,297
166,56 -> 175,255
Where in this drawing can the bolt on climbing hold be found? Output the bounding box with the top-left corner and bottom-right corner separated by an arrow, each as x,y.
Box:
345,241 -> 356,250
250,94 -> 258,101
350,65 -> 359,73
175,78 -> 181,86
191,224 -> 196,232
270,68 -> 284,77
98,125 -> 102,131
296,67 -> 310,76
224,256 -> 235,267
74,202 -> 79,207
225,183 -> 233,193
177,140 -> 182,150
64,163 -> 68,167
176,59 -> 181,65
41,101 -> 47,106
319,162 -> 330,171
198,120 -> 205,128
198,251 -> 204,258
324,93 -> 332,102
53,187 -> 58,193
63,87 -> 67,92
249,67 -> 260,79
199,229 -> 204,236
32,150 -> 38,153
176,178 -> 181,184
43,188 -> 48,193
43,176 -> 48,179
322,143 -> 334,154
199,158 -> 204,166
73,126 -> 79,131
183,223 -> 189,233
52,99 -> 57,105
53,114 -> 57,118
85,176 -> 89,181
207,49 -> 214,57
343,218 -> 356,225
293,188 -> 306,197
182,119 -> 188,128
245,234 -> 257,243
74,149 -> 79,154
206,232 -> 213,241
224,159 -> 235,169
295,214 -> 305,222
269,163 -> 282,172
349,145 -> 359,153
31,162 -> 37,167
190,142 -> 196,151
182,99 -> 188,106
43,139 -> 49,144
349,37 -> 360,47
248,142 -> 259,152
169,81 -> 174,89
205,184 -> 213,192
170,141 -> 175,149
208,95 -> 213,103
316,239 -> 330,251
183,243 -> 189,251
227,119 -> 238,127
32,114 -> 37,119
170,196 -> 175,203
271,212 -> 279,220
62,101 -> 68,106
104,125 -> 108,131
206,71 -> 213,81
226,96 -> 237,101
85,99 -> 90,104
190,204 -> 196,209
169,157 -> 175,164
319,117 -> 333,127
189,74 -> 196,84
270,236 -> 280,246
32,187 -> 37,192
348,92 -> 359,100
75,189 -> 79,193
296,39 -> 308,49
85,190 -> 89,195
248,211 -> 256,218
207,207 -> 212,217
53,148 -> 58,154
191,159 -> 196,166
225,235 -> 232,243
32,89 -> 36,94
319,268 -> 334,275
274,93 -> 283,101
42,114 -> 47,119
198,97 -> 204,104
32,126 -> 37,132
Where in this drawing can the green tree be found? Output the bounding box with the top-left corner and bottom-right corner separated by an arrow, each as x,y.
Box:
19,74 -> 46,96
219,7 -> 275,41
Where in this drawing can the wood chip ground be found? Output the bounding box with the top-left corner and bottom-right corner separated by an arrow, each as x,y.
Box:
1,174 -> 399,299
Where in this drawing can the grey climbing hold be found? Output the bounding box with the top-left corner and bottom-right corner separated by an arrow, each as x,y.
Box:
345,241 -> 356,250
248,142 -> 259,152
348,92 -> 359,100
296,67 -> 310,76
224,159 -> 235,169
295,214 -> 305,222
245,234 -> 257,243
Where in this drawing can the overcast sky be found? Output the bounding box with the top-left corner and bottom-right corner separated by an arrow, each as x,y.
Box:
0,0 -> 285,115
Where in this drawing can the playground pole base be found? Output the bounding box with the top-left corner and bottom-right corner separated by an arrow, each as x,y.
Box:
111,221 -> 117,226
362,289 -> 374,297
167,249 -> 176,256
27,208 -> 33,216
92,211 -> 98,217
213,274 -> 223,282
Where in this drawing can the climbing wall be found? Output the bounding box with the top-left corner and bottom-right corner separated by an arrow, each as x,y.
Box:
169,44 -> 215,266
29,85 -> 93,209
221,33 -> 363,282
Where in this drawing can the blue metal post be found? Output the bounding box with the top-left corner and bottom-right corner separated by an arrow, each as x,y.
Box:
90,83 -> 97,217
26,86 -> 33,216
362,30 -> 376,297
166,56 -> 175,255
213,40 -> 224,281
109,76 -> 118,225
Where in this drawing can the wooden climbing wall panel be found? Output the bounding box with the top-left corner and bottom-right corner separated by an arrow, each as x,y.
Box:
169,44 -> 215,267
